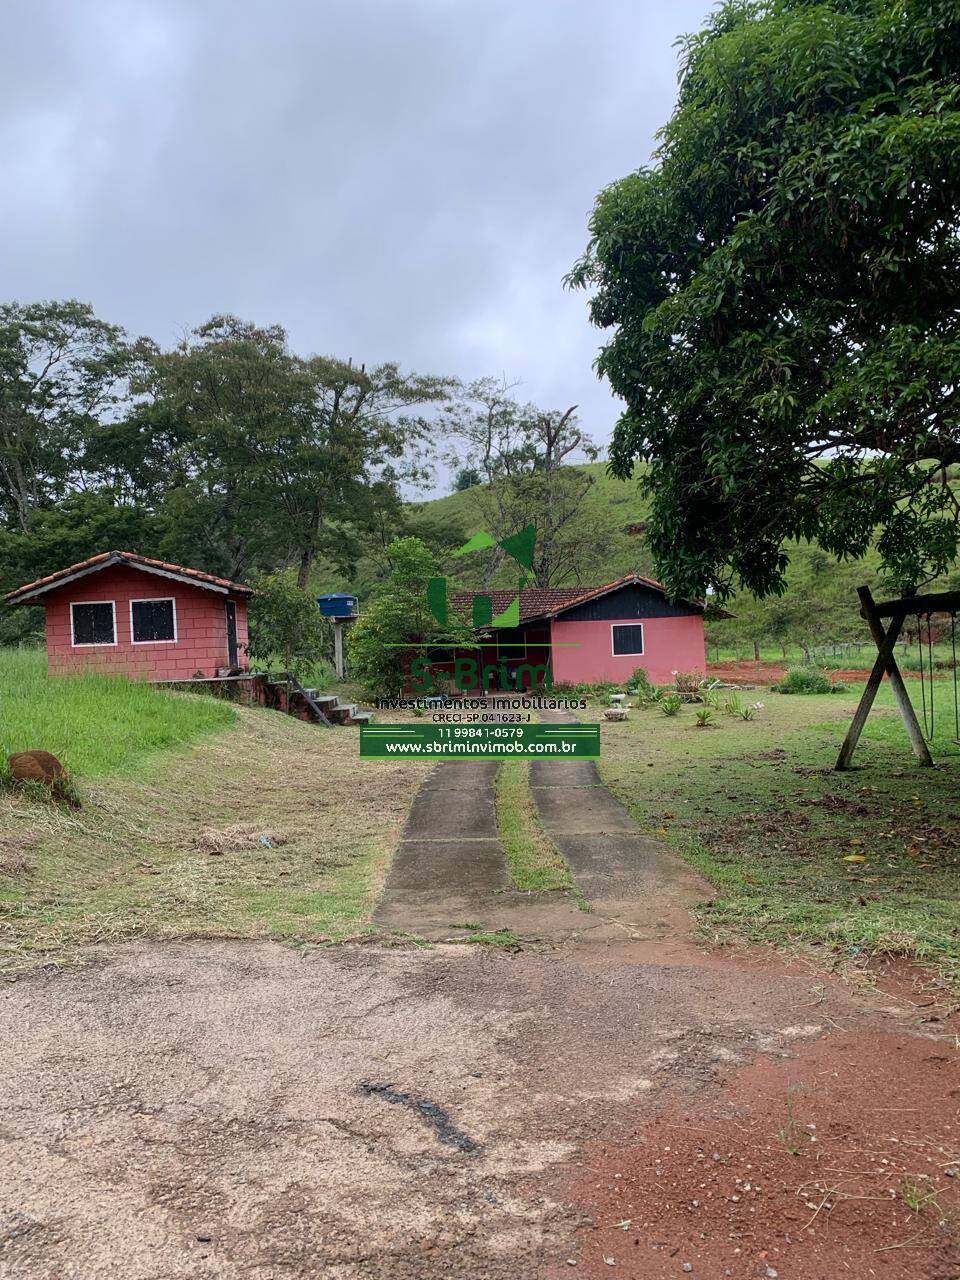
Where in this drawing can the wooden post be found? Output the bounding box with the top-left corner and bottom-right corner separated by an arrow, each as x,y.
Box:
835,587 -> 934,770
861,588 -> 934,768
333,620 -> 345,680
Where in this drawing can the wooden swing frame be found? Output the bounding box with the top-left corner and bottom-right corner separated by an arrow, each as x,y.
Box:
835,585 -> 960,770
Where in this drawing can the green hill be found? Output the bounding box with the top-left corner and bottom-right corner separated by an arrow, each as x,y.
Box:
409,462 -> 656,583
314,462 -> 957,664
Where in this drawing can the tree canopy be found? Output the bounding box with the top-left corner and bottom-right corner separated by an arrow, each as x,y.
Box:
0,300 -> 136,530
440,378 -> 604,586
0,303 -> 450,607
569,0 -> 960,601
346,537 -> 476,698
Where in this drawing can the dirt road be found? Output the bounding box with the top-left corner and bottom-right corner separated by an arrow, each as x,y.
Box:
0,935 -> 900,1280
2,748 -> 958,1278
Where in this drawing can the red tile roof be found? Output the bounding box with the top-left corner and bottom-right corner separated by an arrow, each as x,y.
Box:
451,586 -> 587,622
4,551 -> 253,604
450,574 -> 703,623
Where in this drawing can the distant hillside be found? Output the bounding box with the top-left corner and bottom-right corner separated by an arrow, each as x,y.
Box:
314,462 -> 957,657
409,462 -> 656,584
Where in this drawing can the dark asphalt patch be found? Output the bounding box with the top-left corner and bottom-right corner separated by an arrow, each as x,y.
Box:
358,1081 -> 480,1153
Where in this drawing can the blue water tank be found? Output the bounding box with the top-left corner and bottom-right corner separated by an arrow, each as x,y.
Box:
317,593 -> 358,618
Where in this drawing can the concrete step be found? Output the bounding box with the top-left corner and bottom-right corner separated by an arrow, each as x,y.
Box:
299,690 -> 374,726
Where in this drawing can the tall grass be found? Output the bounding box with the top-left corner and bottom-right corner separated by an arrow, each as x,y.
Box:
0,648 -> 235,778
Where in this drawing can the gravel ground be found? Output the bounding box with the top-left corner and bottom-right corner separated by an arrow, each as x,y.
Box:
0,935 -> 882,1279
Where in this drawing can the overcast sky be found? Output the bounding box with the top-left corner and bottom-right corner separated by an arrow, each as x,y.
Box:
1,0 -> 710,484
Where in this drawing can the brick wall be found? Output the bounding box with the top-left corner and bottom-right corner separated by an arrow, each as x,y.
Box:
44,565 -> 250,680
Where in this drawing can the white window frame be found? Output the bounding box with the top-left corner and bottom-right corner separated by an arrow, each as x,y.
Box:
611,621 -> 644,657
71,600 -> 117,648
130,596 -> 178,645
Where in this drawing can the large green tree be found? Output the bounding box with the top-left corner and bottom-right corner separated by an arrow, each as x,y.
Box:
570,0 -> 960,601
112,316 -> 449,583
0,300 -> 136,530
347,537 -> 476,698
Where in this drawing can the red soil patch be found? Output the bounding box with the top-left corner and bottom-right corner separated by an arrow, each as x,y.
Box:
709,660 -> 862,686
551,1031 -> 960,1279
707,660 -> 941,686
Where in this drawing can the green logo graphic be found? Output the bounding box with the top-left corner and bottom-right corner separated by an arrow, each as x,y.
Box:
426,523 -> 535,628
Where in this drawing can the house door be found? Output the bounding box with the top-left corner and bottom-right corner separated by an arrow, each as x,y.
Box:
225,601 -> 238,668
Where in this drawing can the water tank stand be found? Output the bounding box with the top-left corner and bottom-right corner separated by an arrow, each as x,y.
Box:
332,616 -> 356,679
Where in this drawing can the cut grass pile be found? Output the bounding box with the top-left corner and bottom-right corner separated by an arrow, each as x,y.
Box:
0,702 -> 423,969
495,760 -> 571,892
0,648 -> 234,778
590,683 -> 960,984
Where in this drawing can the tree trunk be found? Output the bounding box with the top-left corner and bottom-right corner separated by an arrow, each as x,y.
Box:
297,499 -> 323,589
753,639 -> 760,662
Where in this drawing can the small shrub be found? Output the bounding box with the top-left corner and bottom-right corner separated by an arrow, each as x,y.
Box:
773,666 -> 834,695
673,670 -> 705,698
247,568 -> 329,678
552,679 -> 622,697
738,705 -> 757,721
629,666 -> 656,700
694,707 -> 716,728
660,694 -> 683,717
723,693 -> 743,716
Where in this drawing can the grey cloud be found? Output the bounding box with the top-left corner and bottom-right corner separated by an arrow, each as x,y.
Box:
0,0 -> 710,471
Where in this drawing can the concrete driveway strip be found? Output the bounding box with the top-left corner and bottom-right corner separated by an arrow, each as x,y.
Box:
531,710 -> 711,934
373,712 -> 591,940
374,761 -> 510,932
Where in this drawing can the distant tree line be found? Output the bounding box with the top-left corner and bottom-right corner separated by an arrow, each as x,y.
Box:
0,300 -> 599,642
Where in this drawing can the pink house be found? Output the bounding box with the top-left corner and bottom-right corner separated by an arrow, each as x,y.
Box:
5,551 -> 253,681
439,575 -> 709,688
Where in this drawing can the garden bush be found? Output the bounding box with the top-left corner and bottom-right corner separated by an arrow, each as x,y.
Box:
773,666 -> 834,695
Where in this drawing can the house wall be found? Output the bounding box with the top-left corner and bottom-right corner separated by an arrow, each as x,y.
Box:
43,565 -> 249,680
549,614 -> 706,686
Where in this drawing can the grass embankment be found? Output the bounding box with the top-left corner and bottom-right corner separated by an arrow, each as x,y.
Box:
495,760 -> 571,892
0,650 -> 422,969
590,683 -> 960,984
0,648 -> 234,776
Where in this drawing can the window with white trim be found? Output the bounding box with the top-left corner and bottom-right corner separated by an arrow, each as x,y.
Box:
611,623 -> 644,656
131,598 -> 177,643
72,601 -> 117,646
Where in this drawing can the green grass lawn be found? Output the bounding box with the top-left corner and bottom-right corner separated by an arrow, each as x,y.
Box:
0,648 -> 235,778
0,648 -> 424,967
495,760 -> 571,892
0,703 -> 423,969
589,681 -> 960,984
